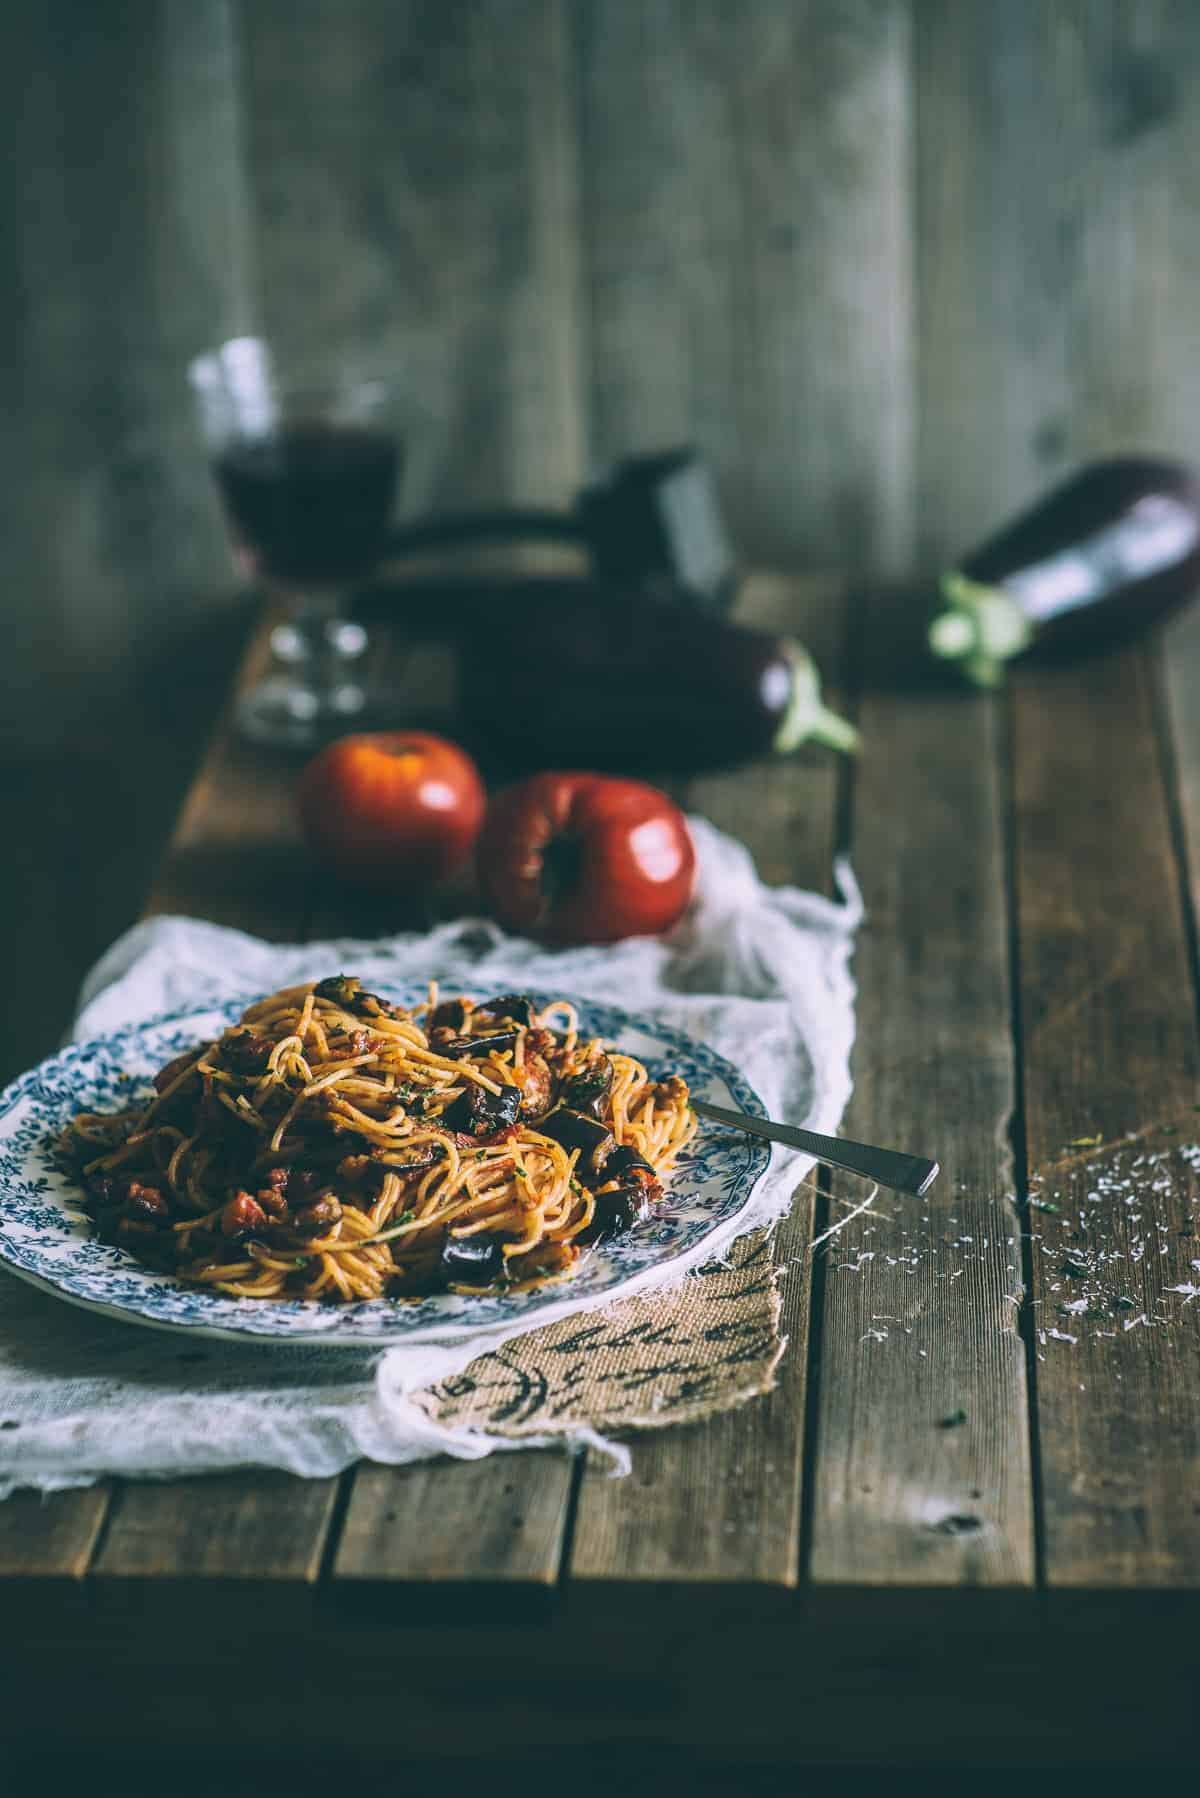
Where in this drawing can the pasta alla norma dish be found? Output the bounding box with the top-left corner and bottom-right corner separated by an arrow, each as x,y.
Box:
57,978 -> 697,1302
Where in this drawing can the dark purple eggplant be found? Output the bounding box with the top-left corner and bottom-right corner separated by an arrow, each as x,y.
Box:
442,1081 -> 521,1137
440,1232 -> 505,1286
439,1030 -> 521,1060
429,997 -> 468,1032
537,1107 -> 618,1182
474,994 -> 535,1025
579,1183 -> 654,1243
457,579 -> 856,769
561,1058 -> 614,1119
602,1145 -> 658,1184
928,458 -> 1200,687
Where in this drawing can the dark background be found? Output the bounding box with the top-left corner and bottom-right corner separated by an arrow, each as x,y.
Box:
5,0 -> 1200,1061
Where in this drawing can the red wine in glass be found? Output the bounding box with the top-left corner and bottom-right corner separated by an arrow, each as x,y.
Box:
189,338 -> 402,747
213,421 -> 400,586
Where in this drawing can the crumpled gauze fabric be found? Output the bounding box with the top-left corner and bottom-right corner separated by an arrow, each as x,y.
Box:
0,819 -> 859,1495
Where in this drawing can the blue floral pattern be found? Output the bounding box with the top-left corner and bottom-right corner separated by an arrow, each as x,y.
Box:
0,987 -> 769,1346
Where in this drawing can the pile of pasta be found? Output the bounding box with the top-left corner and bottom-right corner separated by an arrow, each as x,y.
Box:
59,977 -> 695,1302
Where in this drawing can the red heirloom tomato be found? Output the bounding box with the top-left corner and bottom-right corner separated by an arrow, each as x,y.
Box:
477,773 -> 695,945
299,732 -> 486,890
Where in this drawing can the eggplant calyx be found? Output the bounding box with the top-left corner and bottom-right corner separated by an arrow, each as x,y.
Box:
773,643 -> 859,755
929,571 -> 1034,687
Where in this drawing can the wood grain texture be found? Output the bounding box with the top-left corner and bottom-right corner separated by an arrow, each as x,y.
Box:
808,597 -> 1033,1587
574,0 -> 914,575
915,0 -> 1200,569
143,608 -> 310,936
333,1454 -> 573,1598
566,574 -> 844,1586
0,0 -> 247,752
1162,595 -> 1200,919
92,1470 -> 338,1584
241,0 -> 584,516
0,1486 -> 110,1582
1013,643 -> 1200,1586
6,1591 -> 1200,1767
11,0 -> 1200,748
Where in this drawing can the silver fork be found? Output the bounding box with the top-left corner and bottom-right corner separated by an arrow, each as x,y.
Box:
691,1100 -> 940,1198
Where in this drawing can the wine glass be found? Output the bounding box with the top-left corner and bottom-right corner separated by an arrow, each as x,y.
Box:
188,337 -> 402,747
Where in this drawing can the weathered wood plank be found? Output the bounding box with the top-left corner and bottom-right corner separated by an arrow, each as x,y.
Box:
5,1589 -> 1200,1765
0,0 -> 247,752
333,1455 -> 573,1600
1013,643 -> 1200,1586
808,593 -> 1033,1587
574,0 -> 914,573
242,0 -> 583,515
567,574 -> 843,1585
1163,596 -> 1200,918
0,1486 -> 110,1583
91,1470 -> 338,1585
144,608 -> 310,936
915,0 -> 1200,568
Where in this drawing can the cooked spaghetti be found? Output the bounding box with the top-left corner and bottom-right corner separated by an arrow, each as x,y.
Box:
58,978 -> 696,1302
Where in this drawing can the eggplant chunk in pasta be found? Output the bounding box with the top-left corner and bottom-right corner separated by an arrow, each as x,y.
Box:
58,979 -> 696,1302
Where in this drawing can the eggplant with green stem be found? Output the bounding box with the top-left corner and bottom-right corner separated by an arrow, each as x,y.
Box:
928,458 -> 1200,687
457,579 -> 856,770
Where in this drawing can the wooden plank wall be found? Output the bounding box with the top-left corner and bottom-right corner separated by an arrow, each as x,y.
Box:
916,0 -> 1200,561
9,0 -> 1200,748
573,0 -> 914,573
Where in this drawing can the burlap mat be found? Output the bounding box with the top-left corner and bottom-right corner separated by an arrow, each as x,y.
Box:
412,1231 -> 785,1439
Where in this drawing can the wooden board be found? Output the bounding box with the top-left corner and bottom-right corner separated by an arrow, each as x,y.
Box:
92,1470 -> 339,1587
332,1454 -> 574,1607
914,0 -> 1200,567
1162,596 -> 1200,919
144,605 -> 309,935
241,0 -> 584,515
567,574 -> 844,1585
14,0 -> 1200,774
573,0 -> 914,573
0,0 -> 246,752
807,590 -> 1033,1586
0,1485 -> 109,1584
1013,642 -> 1200,1586
5,1589 -> 1200,1769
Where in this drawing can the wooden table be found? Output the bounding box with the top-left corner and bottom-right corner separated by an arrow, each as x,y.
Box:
3,569 -> 1199,1774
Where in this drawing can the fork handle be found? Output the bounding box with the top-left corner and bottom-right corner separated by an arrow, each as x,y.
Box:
691,1101 -> 940,1198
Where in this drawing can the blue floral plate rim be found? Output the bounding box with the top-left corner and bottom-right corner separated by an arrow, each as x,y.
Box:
0,987 -> 771,1347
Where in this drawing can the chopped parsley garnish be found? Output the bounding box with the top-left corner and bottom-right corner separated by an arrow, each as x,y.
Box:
1029,1198 -> 1061,1213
